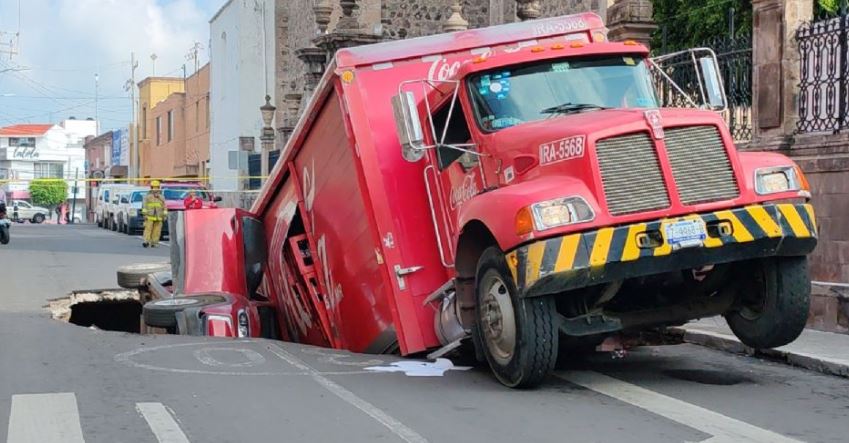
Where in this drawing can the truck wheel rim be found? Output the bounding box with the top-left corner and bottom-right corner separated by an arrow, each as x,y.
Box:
481,273 -> 516,365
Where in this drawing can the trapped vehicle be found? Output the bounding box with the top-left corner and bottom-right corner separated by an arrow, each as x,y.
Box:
140,13 -> 818,387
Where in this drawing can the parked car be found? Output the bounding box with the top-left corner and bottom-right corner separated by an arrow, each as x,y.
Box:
9,200 -> 49,224
95,184 -> 144,229
96,185 -> 145,231
116,189 -> 148,235
158,183 -> 221,237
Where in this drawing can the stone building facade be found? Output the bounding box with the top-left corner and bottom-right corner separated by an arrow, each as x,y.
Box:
272,0 -> 643,144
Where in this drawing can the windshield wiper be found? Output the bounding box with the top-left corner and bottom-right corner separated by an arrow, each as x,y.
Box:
541,102 -> 609,115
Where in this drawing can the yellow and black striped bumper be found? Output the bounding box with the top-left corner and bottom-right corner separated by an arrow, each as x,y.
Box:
506,203 -> 817,297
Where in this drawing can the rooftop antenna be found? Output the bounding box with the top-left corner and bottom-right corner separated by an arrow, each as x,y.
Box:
150,53 -> 157,76
0,0 -> 22,59
185,41 -> 203,74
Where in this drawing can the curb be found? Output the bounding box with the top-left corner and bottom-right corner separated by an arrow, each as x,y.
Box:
666,327 -> 849,379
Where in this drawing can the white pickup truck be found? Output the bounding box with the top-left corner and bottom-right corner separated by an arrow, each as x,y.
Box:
8,200 -> 50,224
116,189 -> 148,234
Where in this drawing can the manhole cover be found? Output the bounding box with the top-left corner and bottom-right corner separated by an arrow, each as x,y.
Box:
663,369 -> 752,386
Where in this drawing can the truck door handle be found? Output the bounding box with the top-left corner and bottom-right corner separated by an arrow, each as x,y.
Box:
394,264 -> 424,291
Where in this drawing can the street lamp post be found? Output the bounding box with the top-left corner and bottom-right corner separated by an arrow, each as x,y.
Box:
259,95 -> 276,183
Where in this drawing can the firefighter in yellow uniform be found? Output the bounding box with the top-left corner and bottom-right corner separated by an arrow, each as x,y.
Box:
142,180 -> 168,248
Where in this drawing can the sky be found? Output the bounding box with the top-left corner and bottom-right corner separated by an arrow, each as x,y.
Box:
0,0 -> 227,133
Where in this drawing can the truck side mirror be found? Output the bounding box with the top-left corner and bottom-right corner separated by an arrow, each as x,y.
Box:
391,91 -> 426,162
698,56 -> 726,110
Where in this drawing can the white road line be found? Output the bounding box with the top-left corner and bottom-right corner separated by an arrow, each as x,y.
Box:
7,393 -> 85,443
267,344 -> 429,443
136,403 -> 190,443
555,371 -> 803,443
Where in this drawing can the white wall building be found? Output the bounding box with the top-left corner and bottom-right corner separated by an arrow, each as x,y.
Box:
209,0 -> 276,192
0,119 -> 96,202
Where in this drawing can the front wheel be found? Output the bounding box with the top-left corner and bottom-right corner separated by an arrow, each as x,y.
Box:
474,247 -> 558,388
725,257 -> 811,349
32,213 -> 45,224
0,225 -> 9,245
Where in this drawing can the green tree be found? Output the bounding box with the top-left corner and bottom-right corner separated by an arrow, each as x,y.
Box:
652,0 -> 753,51
652,0 -> 840,51
29,179 -> 68,208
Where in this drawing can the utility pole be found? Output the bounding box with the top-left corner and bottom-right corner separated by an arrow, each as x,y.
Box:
124,52 -> 139,181
71,168 -> 79,224
94,73 -> 100,134
150,53 -> 157,76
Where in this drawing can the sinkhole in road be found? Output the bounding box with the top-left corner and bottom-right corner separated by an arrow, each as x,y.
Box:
47,289 -> 143,333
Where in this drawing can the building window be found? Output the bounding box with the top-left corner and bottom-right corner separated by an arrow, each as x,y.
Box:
167,110 -> 174,142
9,137 -> 36,147
156,116 -> 161,145
33,162 -> 64,179
142,106 -> 147,139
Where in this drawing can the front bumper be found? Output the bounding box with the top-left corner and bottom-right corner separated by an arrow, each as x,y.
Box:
507,203 -> 817,298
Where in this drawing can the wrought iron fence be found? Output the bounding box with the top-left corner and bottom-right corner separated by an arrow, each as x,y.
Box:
652,35 -> 753,142
796,12 -> 849,133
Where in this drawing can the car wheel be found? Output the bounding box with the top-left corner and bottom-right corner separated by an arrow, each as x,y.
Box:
111,217 -> 118,231
725,257 -> 810,349
0,225 -> 9,245
143,294 -> 228,329
32,213 -> 45,224
474,247 -> 558,388
117,262 -> 171,289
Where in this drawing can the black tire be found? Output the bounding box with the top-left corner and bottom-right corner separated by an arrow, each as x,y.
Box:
474,247 -> 558,388
111,217 -> 118,231
97,218 -> 103,228
32,213 -> 45,224
0,225 -> 9,245
143,294 -> 228,329
725,257 -> 811,349
117,262 -> 171,289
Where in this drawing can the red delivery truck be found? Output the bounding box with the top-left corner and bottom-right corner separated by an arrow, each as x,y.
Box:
140,12 -> 818,387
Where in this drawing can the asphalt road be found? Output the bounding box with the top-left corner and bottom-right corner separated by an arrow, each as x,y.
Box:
1,224 -> 848,443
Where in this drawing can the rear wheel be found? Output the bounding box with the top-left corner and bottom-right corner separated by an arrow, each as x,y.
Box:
474,247 -> 558,388
0,225 -> 9,245
725,257 -> 810,349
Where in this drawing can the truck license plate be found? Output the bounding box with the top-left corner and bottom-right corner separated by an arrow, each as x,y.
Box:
664,219 -> 707,250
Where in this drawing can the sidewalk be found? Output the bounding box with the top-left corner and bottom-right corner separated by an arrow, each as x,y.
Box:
669,317 -> 849,378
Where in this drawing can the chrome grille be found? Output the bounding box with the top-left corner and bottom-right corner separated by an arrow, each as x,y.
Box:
596,132 -> 671,215
665,126 -> 739,205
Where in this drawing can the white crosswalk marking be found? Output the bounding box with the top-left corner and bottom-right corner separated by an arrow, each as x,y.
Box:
7,393 -> 85,443
136,403 -> 190,443
555,371 -> 803,443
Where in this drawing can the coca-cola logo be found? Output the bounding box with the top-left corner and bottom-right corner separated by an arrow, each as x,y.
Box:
450,173 -> 478,210
428,57 -> 462,82
12,146 -> 39,160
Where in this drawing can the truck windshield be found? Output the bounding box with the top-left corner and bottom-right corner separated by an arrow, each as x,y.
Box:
131,192 -> 146,203
468,55 -> 659,131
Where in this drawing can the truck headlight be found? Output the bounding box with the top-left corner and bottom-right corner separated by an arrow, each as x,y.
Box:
129,209 -> 138,217
516,196 -> 594,234
755,166 -> 809,195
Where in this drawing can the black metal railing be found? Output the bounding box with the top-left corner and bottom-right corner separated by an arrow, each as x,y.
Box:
796,5 -> 849,134
653,34 -> 753,142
